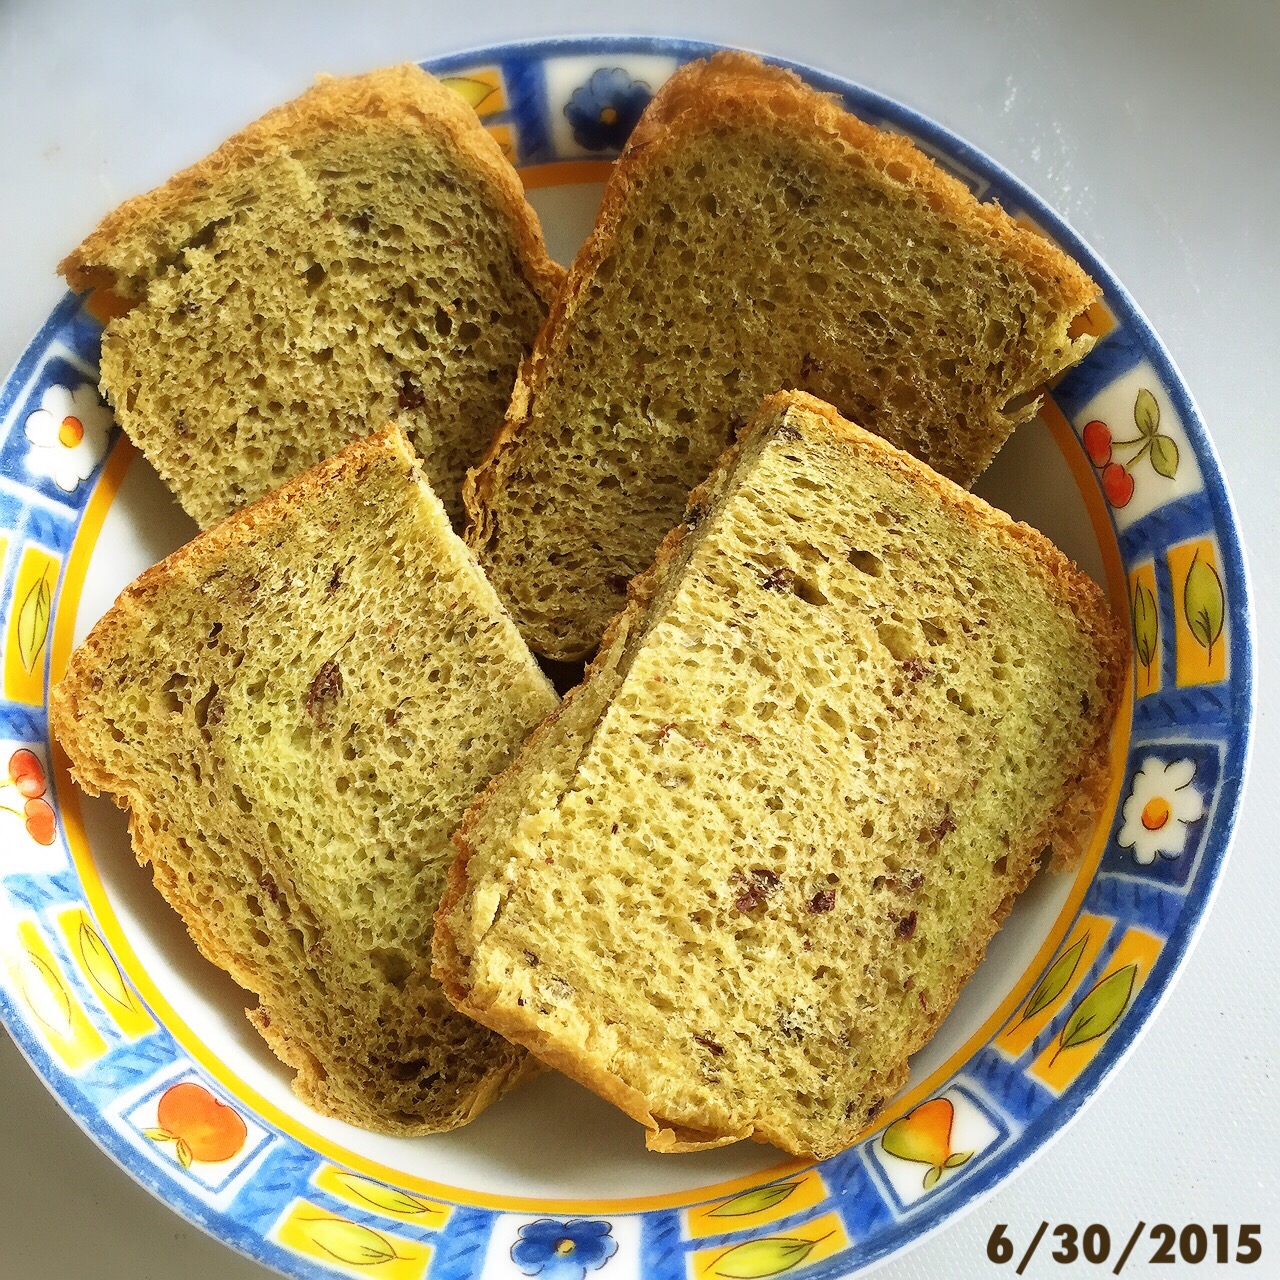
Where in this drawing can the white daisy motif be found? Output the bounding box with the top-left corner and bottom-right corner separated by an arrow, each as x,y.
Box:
23,382 -> 112,493
1117,757 -> 1205,865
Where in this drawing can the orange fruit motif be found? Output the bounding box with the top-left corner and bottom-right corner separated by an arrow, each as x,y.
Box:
2,750 -> 55,844
147,1082 -> 247,1167
880,1097 -> 975,1190
1102,462 -> 1135,508
9,748 -> 46,798
1082,419 -> 1112,468
22,797 -> 56,846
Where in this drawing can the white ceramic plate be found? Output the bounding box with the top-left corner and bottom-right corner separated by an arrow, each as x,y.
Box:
0,35 -> 1253,1280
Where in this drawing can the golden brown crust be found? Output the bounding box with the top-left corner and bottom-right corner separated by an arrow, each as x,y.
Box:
629,54 -> 1096,299
52,423 -> 550,1136
440,390 -> 1128,1158
60,64 -> 564,305
434,429 -> 768,1149
765,393 -> 1129,877
464,50 -> 1099,561
437,402 -> 769,972
52,426 -> 407,692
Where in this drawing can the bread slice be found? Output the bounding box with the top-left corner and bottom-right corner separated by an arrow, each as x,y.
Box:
436,391 -> 1127,1158
52,425 -> 557,1134
61,64 -> 564,530
467,51 -> 1100,661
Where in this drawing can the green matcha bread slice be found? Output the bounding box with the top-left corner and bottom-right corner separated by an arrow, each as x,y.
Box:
467,51 -> 1100,661
60,63 -> 564,530
52,425 -> 558,1134
436,391 -> 1127,1158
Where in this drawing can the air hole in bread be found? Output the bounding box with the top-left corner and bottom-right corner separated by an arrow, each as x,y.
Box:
848,547 -> 884,577
875,620 -> 917,662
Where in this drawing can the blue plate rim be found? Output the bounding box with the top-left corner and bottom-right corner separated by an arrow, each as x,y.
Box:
0,32 -> 1255,1280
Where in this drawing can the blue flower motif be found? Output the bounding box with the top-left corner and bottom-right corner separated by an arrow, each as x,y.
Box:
564,69 -> 652,152
511,1219 -> 618,1280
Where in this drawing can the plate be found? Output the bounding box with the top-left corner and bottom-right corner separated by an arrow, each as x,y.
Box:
0,34 -> 1253,1280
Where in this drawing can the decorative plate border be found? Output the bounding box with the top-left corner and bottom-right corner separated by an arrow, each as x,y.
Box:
0,35 -> 1253,1280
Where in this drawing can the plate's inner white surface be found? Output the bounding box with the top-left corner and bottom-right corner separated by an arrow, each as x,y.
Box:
67,179 -> 1105,1201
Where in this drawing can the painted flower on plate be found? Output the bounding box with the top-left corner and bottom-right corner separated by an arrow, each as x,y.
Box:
24,383 -> 112,492
1117,756 -> 1204,865
512,1219 -> 618,1280
565,69 -> 652,151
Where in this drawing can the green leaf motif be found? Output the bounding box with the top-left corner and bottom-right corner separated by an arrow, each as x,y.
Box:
1022,935 -> 1088,1022
922,1166 -> 942,1191
1053,963 -> 1138,1061
19,950 -> 72,1037
1183,551 -> 1225,662
1133,582 -> 1159,674
708,1182 -> 800,1218
943,1150 -> 975,1169
711,1234 -> 829,1279
441,76 -> 497,111
175,1138 -> 193,1170
78,920 -> 134,1013
300,1217 -> 404,1267
1134,388 -> 1161,437
1150,434 -> 1180,479
16,572 -> 52,673
333,1173 -> 438,1218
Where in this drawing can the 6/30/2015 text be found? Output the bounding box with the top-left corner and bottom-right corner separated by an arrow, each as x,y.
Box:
986,1221 -> 1261,1273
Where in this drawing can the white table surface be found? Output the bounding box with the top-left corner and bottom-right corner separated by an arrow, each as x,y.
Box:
1,2 -> 1276,1276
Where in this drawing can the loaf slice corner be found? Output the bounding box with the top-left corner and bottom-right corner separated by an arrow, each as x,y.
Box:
437,389 -> 1126,1157
466,50 -> 1100,661
62,63 -> 565,530
52,423 -> 558,1134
